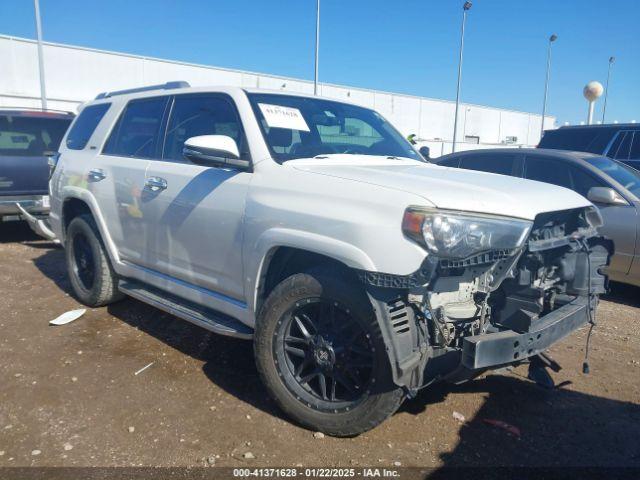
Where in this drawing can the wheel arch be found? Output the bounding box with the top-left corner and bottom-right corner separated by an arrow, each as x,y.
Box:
59,188 -> 120,265
249,228 -> 376,318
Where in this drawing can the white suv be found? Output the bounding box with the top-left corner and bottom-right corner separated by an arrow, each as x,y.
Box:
50,82 -> 612,436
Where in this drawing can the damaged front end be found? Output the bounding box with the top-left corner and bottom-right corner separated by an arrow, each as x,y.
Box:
362,206 -> 613,394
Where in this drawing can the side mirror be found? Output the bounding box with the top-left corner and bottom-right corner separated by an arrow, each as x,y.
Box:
183,135 -> 250,170
419,146 -> 431,159
587,186 -> 628,206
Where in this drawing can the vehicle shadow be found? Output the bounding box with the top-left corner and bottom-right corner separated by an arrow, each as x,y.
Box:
404,373 -> 640,470
603,281 -> 640,308
0,221 -> 41,243
31,247 -> 640,462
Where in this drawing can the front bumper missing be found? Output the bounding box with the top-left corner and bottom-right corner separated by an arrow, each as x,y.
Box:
461,296 -> 590,370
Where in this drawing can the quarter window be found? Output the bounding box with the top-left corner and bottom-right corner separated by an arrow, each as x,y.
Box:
459,154 -> 516,176
66,103 -> 110,150
103,97 -> 169,158
162,94 -> 246,162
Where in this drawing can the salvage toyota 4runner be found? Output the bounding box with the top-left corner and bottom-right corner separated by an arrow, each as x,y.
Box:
49,82 -> 612,436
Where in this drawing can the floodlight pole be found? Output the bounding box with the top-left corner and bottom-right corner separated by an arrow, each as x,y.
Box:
314,0 -> 320,95
452,1 -> 472,153
601,56 -> 615,124
540,34 -> 558,138
34,0 -> 47,110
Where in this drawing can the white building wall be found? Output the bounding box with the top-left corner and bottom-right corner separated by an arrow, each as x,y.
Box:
0,35 -> 555,156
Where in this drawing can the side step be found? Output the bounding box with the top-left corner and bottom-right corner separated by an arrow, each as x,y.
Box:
118,280 -> 253,340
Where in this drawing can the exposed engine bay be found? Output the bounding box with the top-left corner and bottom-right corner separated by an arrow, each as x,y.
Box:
364,207 -> 613,392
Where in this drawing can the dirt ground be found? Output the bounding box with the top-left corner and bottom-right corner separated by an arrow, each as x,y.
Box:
1,222 -> 639,469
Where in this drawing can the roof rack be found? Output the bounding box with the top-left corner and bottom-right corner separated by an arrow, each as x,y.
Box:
95,81 -> 190,100
0,106 -> 75,115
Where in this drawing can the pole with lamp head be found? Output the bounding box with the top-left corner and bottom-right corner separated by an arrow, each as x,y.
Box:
540,33 -> 558,139
601,56 -> 615,124
452,1 -> 472,153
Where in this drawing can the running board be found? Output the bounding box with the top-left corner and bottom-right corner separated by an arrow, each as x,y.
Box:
118,280 -> 253,340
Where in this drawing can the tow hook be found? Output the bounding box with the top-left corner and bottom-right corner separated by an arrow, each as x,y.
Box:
527,352 -> 561,389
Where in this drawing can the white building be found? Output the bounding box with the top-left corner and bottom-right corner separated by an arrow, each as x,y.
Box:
0,34 -> 555,157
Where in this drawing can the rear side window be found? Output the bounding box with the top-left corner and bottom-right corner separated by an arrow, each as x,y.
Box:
612,132 -> 633,160
0,114 -> 71,157
162,94 -> 247,161
630,132 -> 640,160
538,128 -> 614,153
103,97 -> 169,158
459,153 -> 517,176
525,156 -> 572,189
66,103 -> 110,150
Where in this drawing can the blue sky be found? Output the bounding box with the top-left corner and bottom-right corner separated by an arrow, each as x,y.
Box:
1,0 -> 638,124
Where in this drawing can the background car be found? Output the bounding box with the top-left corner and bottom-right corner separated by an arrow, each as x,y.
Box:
435,148 -> 640,287
538,124 -> 640,170
0,108 -> 74,222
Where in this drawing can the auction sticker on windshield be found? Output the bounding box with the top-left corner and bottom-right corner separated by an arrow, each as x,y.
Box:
258,103 -> 310,132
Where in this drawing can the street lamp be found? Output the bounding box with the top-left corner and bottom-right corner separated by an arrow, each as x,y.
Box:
540,33 -> 557,139
601,56 -> 615,124
34,0 -> 47,110
314,0 -> 320,95
451,1 -> 472,153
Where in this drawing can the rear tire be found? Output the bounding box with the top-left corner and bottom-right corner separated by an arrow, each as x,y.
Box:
254,269 -> 404,436
65,214 -> 124,307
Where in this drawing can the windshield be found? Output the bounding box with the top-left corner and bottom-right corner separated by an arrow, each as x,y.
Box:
0,114 -> 71,157
586,156 -> 640,198
247,93 -> 421,162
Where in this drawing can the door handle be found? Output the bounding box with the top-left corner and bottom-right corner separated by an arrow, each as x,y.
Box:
88,168 -> 106,182
145,176 -> 168,192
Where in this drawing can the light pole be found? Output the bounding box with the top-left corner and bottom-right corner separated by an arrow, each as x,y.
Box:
34,0 -> 47,110
452,1 -> 471,153
540,33 -> 557,138
601,56 -> 615,124
314,0 -> 320,95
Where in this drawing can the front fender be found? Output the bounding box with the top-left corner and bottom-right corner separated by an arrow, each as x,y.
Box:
247,227 -> 376,314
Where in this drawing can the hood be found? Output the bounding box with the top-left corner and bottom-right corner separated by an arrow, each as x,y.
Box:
290,155 -> 592,221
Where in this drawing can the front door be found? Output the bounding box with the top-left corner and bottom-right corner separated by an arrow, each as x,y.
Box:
141,93 -> 252,301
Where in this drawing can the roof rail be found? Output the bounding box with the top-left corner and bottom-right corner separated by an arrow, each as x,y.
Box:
95,81 -> 190,100
0,106 -> 75,115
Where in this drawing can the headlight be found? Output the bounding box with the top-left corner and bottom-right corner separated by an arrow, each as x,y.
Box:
402,208 -> 532,259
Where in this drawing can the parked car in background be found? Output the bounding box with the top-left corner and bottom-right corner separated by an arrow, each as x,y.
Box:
538,124 -> 640,170
436,148 -> 639,287
49,83 -> 610,435
0,108 -> 74,222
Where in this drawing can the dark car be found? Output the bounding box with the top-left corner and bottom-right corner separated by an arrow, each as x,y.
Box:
435,148 -> 640,287
0,108 -> 74,222
538,124 -> 640,170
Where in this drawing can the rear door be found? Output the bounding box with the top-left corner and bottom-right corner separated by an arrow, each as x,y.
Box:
0,112 -> 71,195
93,96 -> 170,267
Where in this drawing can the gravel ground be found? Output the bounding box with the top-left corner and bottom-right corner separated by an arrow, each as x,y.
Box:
1,222 -> 639,468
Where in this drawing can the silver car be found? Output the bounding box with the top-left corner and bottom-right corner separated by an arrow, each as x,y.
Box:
436,148 -> 640,287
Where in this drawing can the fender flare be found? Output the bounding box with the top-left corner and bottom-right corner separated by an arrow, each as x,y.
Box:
59,187 -> 121,265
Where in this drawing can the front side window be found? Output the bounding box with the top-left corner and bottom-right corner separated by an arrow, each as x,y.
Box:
586,156 -> 640,198
247,93 -> 421,162
103,97 -> 169,158
0,114 -> 71,157
162,94 -> 247,162
525,156 -> 572,189
629,132 -> 640,160
66,103 -> 110,150
459,154 -> 516,176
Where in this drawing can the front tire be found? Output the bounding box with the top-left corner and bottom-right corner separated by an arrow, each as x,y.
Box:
254,270 -> 404,436
65,214 -> 124,307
